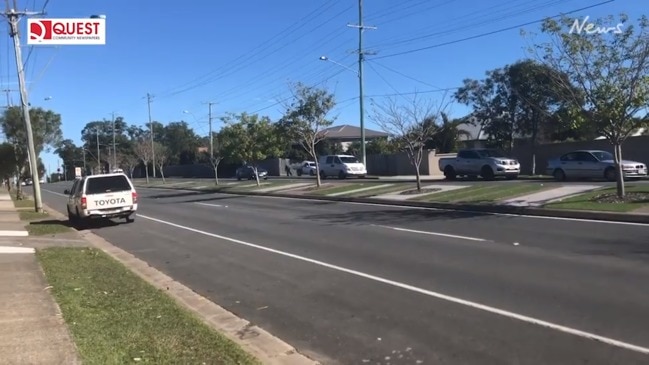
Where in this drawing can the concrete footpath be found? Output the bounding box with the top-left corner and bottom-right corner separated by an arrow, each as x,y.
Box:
0,191 -> 27,237
0,190 -> 81,364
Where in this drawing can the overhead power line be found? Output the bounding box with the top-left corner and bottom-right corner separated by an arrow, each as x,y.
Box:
372,0 -> 567,50
371,0 -> 614,60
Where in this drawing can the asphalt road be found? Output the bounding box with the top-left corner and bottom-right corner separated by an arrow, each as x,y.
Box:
34,182 -> 649,364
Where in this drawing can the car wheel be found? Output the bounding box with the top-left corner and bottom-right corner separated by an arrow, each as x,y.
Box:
604,167 -> 616,182
296,170 -> 302,176
444,166 -> 456,180
125,214 -> 135,223
67,207 -> 75,223
553,169 -> 566,181
320,170 -> 327,180
481,166 -> 495,181
338,171 -> 347,179
309,170 -> 315,176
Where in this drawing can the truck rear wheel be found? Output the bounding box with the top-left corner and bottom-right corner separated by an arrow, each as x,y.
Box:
444,166 -> 456,180
481,166 -> 495,181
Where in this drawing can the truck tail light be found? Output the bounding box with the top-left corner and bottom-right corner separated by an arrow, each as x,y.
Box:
132,192 -> 138,204
81,196 -> 87,209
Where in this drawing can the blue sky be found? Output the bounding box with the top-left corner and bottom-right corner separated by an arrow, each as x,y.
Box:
0,0 -> 643,173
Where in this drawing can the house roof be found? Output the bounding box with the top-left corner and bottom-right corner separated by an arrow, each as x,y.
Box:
320,124 -> 389,140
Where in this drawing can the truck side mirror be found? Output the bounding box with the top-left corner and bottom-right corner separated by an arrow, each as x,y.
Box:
64,189 -> 70,195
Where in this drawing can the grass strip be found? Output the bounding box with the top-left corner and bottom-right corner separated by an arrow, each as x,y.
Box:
309,183 -> 378,196
544,185 -> 649,212
413,183 -> 547,203
37,247 -> 260,365
17,210 -> 73,236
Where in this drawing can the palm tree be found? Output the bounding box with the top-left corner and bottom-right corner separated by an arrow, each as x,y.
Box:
425,113 -> 471,153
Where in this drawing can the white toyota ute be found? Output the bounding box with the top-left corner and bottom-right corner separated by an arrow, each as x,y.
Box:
65,173 -> 138,225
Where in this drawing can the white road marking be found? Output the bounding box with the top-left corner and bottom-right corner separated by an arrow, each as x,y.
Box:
195,202 -> 228,208
374,225 -> 486,242
0,246 -> 34,253
138,213 -> 649,355
0,231 -> 28,237
43,189 -> 67,197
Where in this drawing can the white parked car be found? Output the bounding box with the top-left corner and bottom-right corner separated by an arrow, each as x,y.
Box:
64,172 -> 138,225
318,154 -> 367,179
297,161 -> 317,176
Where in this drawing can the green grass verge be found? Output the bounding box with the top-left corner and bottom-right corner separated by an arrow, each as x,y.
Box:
19,210 -> 49,221
37,247 -> 260,365
413,183 -> 548,203
346,184 -> 410,197
544,185 -> 649,212
26,221 -> 73,236
17,210 -> 73,235
9,191 -> 35,208
309,183 -> 380,196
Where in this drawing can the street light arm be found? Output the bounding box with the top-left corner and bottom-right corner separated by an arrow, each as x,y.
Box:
319,56 -> 359,77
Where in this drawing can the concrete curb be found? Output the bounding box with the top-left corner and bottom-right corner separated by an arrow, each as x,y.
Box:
42,203 -> 320,365
140,184 -> 649,224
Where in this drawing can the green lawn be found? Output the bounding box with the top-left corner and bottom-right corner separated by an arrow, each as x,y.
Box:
544,185 -> 649,212
9,191 -> 35,208
37,247 -> 259,365
413,183 -> 549,203
309,183 -> 381,196
17,210 -> 73,236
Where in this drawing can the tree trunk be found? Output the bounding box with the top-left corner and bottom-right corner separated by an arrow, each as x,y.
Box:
144,162 -> 149,184
530,124 -> 538,176
315,161 -> 321,187
159,165 -> 166,184
415,167 -> 422,192
213,159 -> 220,185
253,166 -> 261,187
614,143 -> 625,198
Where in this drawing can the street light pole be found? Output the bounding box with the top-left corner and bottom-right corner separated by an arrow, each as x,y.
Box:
5,6 -> 44,212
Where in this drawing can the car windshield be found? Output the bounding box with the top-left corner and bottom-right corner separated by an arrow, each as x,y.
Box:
476,149 -> 507,158
591,151 -> 613,161
339,156 -> 360,163
85,175 -> 131,194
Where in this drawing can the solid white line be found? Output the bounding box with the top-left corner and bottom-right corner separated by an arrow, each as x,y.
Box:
43,189 -> 67,197
195,202 -> 227,208
0,246 -> 34,253
138,213 -> 649,355
0,230 -> 28,237
374,225 -> 486,242
327,184 -> 394,197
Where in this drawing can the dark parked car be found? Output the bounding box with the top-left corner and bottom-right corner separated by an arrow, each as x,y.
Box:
235,166 -> 268,180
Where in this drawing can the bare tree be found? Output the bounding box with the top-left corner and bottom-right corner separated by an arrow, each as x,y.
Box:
119,152 -> 140,179
133,138 -> 152,184
371,93 -> 448,192
206,134 -> 225,185
281,82 -> 335,188
153,142 -> 169,184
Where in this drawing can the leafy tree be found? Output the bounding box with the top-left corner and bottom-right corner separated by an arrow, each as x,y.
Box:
281,82 -> 336,187
531,14 -> 649,197
425,112 -> 471,153
55,139 -> 84,177
455,60 -> 577,155
0,106 -> 62,196
163,121 -> 200,164
219,113 -> 283,186
0,142 -> 17,182
118,151 -> 140,178
371,94 -> 448,192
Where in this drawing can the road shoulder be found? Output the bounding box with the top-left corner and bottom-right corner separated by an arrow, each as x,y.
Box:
43,202 -> 319,365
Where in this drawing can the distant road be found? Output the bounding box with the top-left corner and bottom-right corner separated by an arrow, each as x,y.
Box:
36,183 -> 649,364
